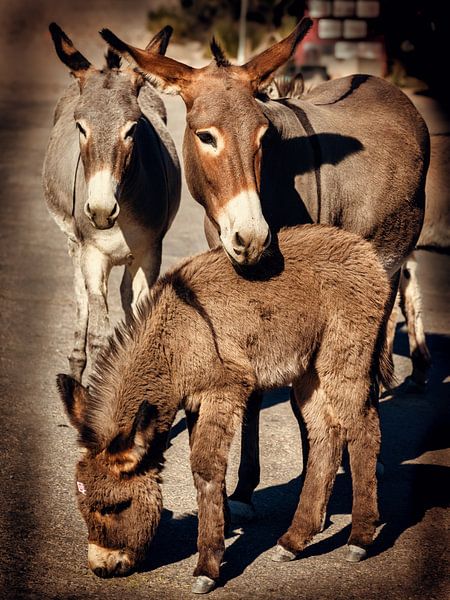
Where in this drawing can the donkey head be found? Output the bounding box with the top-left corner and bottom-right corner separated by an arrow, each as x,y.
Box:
56,373 -> 163,577
49,23 -> 172,230
100,18 -> 312,263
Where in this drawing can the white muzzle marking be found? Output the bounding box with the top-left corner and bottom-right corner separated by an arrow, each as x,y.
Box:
88,543 -> 132,576
217,190 -> 270,265
85,169 -> 119,228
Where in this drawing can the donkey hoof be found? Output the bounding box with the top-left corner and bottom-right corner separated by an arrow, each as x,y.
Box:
271,544 -> 297,562
346,545 -> 367,563
192,576 -> 216,594
228,500 -> 256,524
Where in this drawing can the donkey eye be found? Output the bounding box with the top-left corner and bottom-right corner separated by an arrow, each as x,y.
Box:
124,123 -> 137,140
99,499 -> 131,516
196,131 -> 216,148
76,122 -> 87,137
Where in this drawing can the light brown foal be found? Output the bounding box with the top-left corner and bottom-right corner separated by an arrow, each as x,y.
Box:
58,225 -> 392,594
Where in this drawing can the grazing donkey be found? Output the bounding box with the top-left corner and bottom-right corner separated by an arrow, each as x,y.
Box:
100,18 -> 431,514
43,24 -> 181,381
57,224 -> 393,593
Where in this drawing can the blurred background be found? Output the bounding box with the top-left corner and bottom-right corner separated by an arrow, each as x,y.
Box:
2,0 -> 450,97
145,0 -> 450,97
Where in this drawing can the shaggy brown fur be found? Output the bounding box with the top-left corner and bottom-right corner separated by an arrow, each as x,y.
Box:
58,224 -> 392,588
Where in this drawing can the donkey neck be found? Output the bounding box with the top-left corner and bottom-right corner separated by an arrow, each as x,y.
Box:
88,289 -> 181,453
117,115 -> 171,230
257,98 -> 319,230
117,120 -> 145,198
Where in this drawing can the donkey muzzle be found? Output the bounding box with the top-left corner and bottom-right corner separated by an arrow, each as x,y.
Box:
84,201 -> 120,230
85,169 -> 120,230
88,543 -> 133,577
217,190 -> 271,265
222,227 -> 271,265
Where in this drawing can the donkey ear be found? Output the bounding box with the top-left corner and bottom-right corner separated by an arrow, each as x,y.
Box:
145,25 -> 173,55
105,49 -> 121,70
49,23 -> 93,82
56,373 -> 89,430
243,17 -> 312,92
99,28 -> 194,96
107,400 -> 158,475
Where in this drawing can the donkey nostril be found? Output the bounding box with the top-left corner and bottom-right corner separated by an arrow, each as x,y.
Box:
263,230 -> 271,249
109,202 -> 119,218
93,566 -> 109,578
85,203 -> 96,218
233,231 -> 246,249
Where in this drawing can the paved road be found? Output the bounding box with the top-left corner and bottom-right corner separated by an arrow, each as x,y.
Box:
1,3 -> 449,599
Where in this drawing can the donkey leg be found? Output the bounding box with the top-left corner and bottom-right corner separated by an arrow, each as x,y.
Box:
119,266 -> 133,323
120,243 -> 162,319
288,387 -> 330,529
381,269 -> 401,394
228,391 -> 262,521
385,302 -> 398,386
273,387 -> 344,561
187,407 -> 232,536
130,240 -> 162,312
80,245 -> 111,370
345,403 -> 381,561
399,257 -> 431,387
67,239 -> 88,381
190,389 -> 246,593
289,387 -> 310,480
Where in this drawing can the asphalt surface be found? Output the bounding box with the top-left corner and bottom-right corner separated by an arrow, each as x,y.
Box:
0,2 -> 449,599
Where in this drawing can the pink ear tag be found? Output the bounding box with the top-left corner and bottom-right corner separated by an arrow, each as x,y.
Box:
77,481 -> 87,495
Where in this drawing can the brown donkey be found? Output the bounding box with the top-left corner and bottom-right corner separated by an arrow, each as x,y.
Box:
100,19 -> 431,514
57,225 -> 392,594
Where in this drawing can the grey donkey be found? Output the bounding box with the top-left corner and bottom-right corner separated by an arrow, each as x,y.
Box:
43,24 -> 181,381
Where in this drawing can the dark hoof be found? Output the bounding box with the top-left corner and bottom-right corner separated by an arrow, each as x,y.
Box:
271,544 -> 297,562
192,576 -> 216,594
228,499 -> 256,524
346,544 -> 367,563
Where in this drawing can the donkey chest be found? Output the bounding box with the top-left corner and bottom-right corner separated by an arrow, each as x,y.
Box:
87,219 -> 149,265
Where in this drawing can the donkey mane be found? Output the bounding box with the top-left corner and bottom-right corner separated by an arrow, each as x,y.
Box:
83,247 -> 235,450
210,37 -> 231,68
84,264 -> 204,449
84,288 -> 164,450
